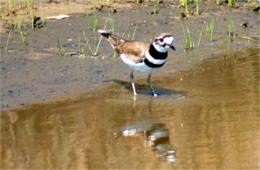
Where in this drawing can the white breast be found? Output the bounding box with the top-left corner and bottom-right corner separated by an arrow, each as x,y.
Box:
120,54 -> 158,73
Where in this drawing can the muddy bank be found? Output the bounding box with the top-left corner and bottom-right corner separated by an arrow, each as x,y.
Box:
0,1 -> 259,110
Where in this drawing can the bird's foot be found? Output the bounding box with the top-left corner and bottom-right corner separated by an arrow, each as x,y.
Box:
153,93 -> 158,97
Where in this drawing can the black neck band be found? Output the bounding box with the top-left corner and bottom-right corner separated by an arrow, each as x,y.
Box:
149,44 -> 168,60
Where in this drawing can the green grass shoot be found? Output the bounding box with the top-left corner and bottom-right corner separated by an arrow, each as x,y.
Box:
24,0 -> 35,29
181,24 -> 194,49
57,36 -> 65,56
136,0 -> 141,4
91,10 -> 98,32
152,0 -> 158,14
197,26 -> 204,47
30,0 -> 35,29
15,11 -> 22,31
86,35 -> 101,56
216,0 -> 220,5
206,18 -> 214,42
40,3 -> 46,25
20,29 -> 28,45
108,13 -> 116,57
108,13 -> 115,34
227,16 -> 233,37
87,19 -> 108,56
78,36 -> 87,58
87,0 -> 93,10
228,0 -> 233,7
131,24 -> 138,40
180,0 -> 189,14
195,0 -> 200,15
5,32 -> 11,53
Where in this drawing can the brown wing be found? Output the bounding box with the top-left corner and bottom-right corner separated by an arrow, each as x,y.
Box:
115,41 -> 150,63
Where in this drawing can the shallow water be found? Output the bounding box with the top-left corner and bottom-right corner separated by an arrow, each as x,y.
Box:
1,48 -> 259,169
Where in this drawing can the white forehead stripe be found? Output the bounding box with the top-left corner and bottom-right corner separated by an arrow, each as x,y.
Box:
164,37 -> 174,45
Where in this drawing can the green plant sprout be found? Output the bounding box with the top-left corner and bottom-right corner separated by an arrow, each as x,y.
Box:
197,26 -> 204,47
87,0 -> 93,10
14,11 -> 22,31
228,0 -> 233,7
152,0 -> 158,14
87,19 -> 108,56
108,13 -> 115,34
181,24 -> 194,49
108,13 -> 116,57
20,29 -> 28,45
25,0 -> 35,29
5,32 -> 11,53
222,16 -> 235,51
228,0 -> 238,7
136,0 -> 142,4
206,18 -> 214,42
91,10 -> 98,32
30,0 -> 34,29
40,3 -> 46,25
131,24 -> 138,40
57,36 -> 65,56
180,0 -> 189,14
195,0 -> 200,15
227,15 -> 233,38
78,36 -> 88,58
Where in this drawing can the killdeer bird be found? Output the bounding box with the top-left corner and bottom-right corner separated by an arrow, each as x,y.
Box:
98,30 -> 175,96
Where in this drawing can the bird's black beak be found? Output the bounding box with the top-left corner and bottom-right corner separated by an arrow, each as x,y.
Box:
169,45 -> 176,51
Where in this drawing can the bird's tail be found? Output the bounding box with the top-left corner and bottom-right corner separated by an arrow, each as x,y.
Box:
98,30 -> 124,49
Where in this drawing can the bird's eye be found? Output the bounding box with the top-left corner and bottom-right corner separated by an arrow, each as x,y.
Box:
160,38 -> 163,42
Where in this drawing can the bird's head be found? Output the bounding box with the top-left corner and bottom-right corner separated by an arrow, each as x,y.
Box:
153,33 -> 175,53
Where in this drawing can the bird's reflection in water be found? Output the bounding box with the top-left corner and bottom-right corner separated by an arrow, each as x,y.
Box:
117,96 -> 176,163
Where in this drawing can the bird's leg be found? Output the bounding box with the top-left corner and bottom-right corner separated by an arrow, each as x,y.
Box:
147,74 -> 157,97
130,71 -> 137,96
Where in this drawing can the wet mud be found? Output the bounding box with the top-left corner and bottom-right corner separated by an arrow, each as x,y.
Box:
1,48 -> 259,169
